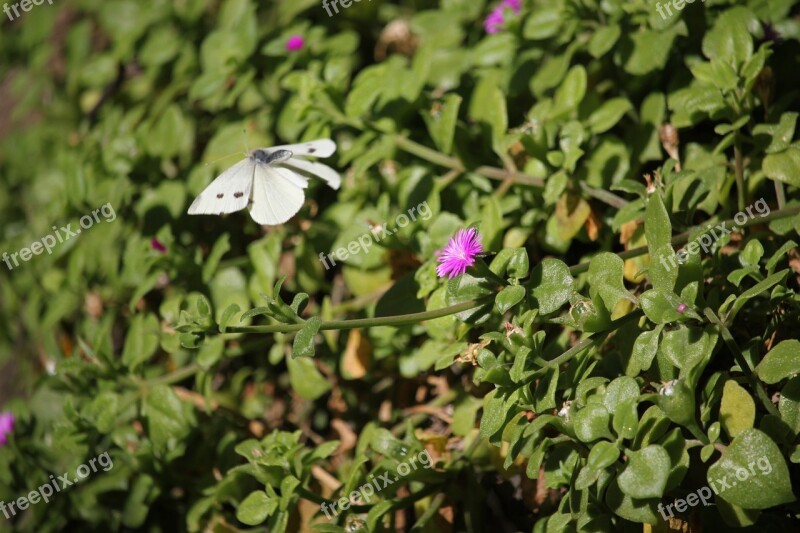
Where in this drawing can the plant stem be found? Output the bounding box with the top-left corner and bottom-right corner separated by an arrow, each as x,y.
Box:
703,308 -> 778,416
544,311 -> 642,369
569,204 -> 800,275
226,298 -> 490,334
394,136 -> 629,209
733,135 -> 746,212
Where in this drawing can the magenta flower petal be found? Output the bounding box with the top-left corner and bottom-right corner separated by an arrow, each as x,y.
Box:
484,8 -> 505,34
436,228 -> 484,278
286,35 -> 305,52
150,238 -> 167,253
677,303 -> 687,314
501,0 -> 521,14
0,412 -> 15,447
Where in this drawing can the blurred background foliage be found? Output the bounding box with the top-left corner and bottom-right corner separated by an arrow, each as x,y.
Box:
1,0 -> 800,531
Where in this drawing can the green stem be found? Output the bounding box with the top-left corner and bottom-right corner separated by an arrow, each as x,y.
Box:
704,308 -> 778,416
733,135 -> 746,212
394,136 -> 629,209
774,180 -> 786,210
543,311 -> 641,368
569,205 -> 800,275
226,297 -> 491,334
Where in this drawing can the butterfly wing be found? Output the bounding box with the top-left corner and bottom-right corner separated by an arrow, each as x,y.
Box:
283,158 -> 341,190
188,158 -> 254,215
248,165 -> 308,225
266,139 -> 336,158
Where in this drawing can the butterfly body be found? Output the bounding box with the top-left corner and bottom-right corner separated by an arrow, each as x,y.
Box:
188,139 -> 339,226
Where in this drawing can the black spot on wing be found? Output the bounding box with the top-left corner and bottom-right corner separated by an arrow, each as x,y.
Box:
216,193 -> 224,198
234,192 -> 244,198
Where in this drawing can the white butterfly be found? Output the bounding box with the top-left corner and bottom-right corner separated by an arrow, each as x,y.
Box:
188,139 -> 341,225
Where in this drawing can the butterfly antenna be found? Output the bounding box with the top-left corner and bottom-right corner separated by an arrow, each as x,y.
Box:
242,128 -> 250,155
203,152 -> 242,168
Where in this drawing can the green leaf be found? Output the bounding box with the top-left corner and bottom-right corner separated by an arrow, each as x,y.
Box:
468,76 -> 507,156
701,7 -> 755,67
202,233 -> 231,283
529,258 -> 574,314
422,93 -> 461,154
587,98 -> 632,134
588,252 -> 632,315
287,356 -> 331,400
753,112 -> 797,154
603,377 -> 640,412
588,441 -> 620,470
292,317 -> 322,358
143,385 -> 193,455
219,303 -> 241,333
479,392 -> 509,439
763,146 -> 800,187
495,285 -> 525,314
756,340 -> 800,384
522,7 -> 562,40
551,65 -> 586,119
706,428 -> 795,509
617,445 -> 670,499
645,193 -> 672,259
573,404 -> 612,443
720,380 -> 756,438
197,335 -> 225,369
779,377 -> 800,437
588,24 -> 621,58
640,289 -> 683,324
628,326 -> 663,376
614,399 -> 639,440
236,491 -> 273,525
122,313 -> 160,371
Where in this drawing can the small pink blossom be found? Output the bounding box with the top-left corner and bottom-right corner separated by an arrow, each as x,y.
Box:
436,228 -> 483,278
286,35 -> 305,52
484,0 -> 522,34
0,412 -> 15,447
150,238 -> 167,253
677,304 -> 687,314
484,9 -> 506,34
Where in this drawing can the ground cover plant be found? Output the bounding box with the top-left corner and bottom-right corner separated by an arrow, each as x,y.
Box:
1,0 -> 800,531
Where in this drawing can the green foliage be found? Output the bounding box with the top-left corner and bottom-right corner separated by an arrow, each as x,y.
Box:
1,0 -> 799,531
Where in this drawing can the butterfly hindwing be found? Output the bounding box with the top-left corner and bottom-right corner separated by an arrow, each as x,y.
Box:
283,158 -> 341,190
188,158 -> 254,215
248,165 -> 308,225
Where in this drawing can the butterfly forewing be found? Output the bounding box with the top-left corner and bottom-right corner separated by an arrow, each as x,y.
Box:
188,158 -> 254,215
267,139 -> 336,158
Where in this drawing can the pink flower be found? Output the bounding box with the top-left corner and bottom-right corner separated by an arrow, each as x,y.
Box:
484,8 -> 506,34
286,35 -> 305,52
484,0 -> 522,34
436,228 -> 483,278
150,238 -> 167,253
677,303 -> 687,314
0,412 -> 15,447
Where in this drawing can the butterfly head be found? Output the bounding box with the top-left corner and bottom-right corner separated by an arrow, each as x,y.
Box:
251,148 -> 293,166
